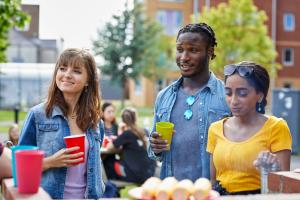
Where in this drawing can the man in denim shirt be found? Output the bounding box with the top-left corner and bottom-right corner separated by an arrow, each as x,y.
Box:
149,23 -> 230,181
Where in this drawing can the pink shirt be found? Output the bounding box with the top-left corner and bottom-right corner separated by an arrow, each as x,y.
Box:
63,136 -> 89,199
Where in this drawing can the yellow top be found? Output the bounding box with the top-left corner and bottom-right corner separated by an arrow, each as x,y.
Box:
207,116 -> 292,193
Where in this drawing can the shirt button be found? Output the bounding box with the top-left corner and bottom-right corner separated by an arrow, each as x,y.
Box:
200,118 -> 203,122
89,168 -> 93,173
200,102 -> 203,105
200,135 -> 204,139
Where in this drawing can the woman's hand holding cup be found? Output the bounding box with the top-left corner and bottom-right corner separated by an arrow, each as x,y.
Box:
43,147 -> 83,171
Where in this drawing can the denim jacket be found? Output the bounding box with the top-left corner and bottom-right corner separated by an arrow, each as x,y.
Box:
19,103 -> 105,199
148,72 -> 230,179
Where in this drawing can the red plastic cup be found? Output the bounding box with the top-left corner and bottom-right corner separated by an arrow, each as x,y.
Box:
64,134 -> 85,164
103,137 -> 109,148
15,150 -> 44,194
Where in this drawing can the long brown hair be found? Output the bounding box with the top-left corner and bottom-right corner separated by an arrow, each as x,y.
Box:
45,48 -> 101,131
121,108 -> 147,149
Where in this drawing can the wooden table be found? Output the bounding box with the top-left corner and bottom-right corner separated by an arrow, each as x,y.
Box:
1,178 -> 52,200
268,171 -> 300,193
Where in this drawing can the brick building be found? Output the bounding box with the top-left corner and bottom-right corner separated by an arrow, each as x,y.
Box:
206,0 -> 300,88
129,0 -> 299,107
6,4 -> 63,63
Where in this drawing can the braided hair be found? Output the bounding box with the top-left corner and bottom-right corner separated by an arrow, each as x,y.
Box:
176,23 -> 217,60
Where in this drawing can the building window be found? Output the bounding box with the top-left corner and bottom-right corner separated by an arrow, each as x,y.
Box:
282,48 -> 294,66
134,79 -> 142,96
156,9 -> 183,36
283,13 -> 295,32
283,82 -> 292,88
14,22 -> 30,32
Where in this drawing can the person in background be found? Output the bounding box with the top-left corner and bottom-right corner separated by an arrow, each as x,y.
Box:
148,23 -> 230,181
102,102 -> 118,137
19,48 -> 105,199
5,123 -> 19,148
207,61 -> 292,195
0,142 -> 12,181
117,121 -> 127,135
101,102 -> 119,186
104,108 -> 156,184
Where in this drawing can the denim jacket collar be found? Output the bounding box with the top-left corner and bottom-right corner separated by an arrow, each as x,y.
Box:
50,105 -> 96,133
148,71 -> 230,180
172,72 -> 218,94
51,105 -> 65,118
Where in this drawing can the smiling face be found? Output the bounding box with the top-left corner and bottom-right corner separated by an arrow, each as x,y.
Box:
55,60 -> 88,98
225,74 -> 263,117
176,32 -> 212,78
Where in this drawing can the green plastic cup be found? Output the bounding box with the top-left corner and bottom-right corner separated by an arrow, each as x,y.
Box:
156,122 -> 174,150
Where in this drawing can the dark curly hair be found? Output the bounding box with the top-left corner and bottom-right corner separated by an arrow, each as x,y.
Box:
176,23 -> 217,60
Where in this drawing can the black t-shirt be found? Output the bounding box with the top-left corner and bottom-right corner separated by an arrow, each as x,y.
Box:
113,130 -> 155,183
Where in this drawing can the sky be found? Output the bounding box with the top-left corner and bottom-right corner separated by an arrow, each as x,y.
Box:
21,0 -> 131,49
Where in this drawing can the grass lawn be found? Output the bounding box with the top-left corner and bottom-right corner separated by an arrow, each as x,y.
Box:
111,101 -> 154,130
0,110 -> 27,134
0,102 -> 154,135
0,110 -> 27,121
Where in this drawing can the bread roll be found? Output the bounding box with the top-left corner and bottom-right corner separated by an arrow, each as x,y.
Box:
172,179 -> 194,200
193,178 -> 212,200
141,177 -> 161,199
156,177 -> 178,200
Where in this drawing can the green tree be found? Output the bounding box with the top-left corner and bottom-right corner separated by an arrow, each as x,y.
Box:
197,0 -> 279,76
0,0 -> 30,62
93,1 -> 169,106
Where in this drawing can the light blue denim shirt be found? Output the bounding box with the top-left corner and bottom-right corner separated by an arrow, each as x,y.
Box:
148,72 -> 230,179
19,103 -> 105,199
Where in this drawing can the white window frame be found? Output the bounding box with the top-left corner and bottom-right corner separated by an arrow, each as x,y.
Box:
156,9 -> 183,36
282,48 -> 294,66
283,13 -> 295,32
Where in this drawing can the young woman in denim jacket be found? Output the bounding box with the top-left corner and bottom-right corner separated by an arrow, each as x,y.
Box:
19,48 -> 105,199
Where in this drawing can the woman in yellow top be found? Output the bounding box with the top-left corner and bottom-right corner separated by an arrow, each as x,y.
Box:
207,61 -> 292,195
